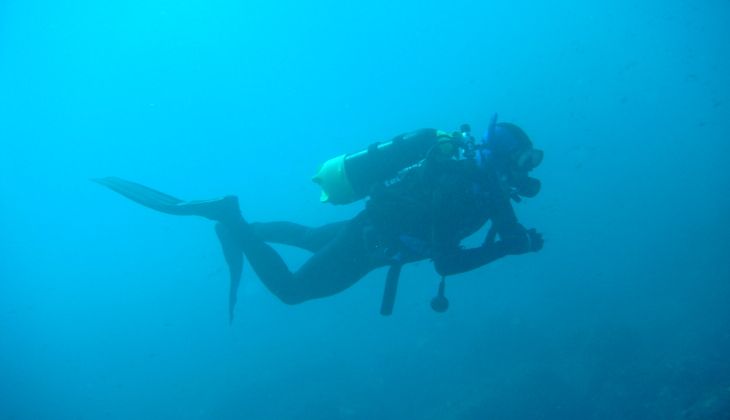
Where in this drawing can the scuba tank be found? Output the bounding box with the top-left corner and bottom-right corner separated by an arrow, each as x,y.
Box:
312,128 -> 465,205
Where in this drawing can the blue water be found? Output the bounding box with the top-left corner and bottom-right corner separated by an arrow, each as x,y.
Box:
1,0 -> 729,419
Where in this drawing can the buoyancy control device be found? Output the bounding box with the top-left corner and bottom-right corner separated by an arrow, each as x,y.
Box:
312,125 -> 479,315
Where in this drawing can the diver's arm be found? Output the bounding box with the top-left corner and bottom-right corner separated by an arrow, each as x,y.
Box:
432,198 -> 543,277
491,195 -> 544,256
432,241 -> 510,277
432,227 -> 543,277
428,173 -> 515,276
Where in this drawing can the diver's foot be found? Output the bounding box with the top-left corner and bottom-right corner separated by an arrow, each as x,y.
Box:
182,195 -> 241,223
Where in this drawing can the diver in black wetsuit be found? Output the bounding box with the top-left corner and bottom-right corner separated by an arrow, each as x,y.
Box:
95,115 -> 544,320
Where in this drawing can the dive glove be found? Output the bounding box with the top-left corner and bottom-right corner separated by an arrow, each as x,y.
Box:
499,224 -> 544,255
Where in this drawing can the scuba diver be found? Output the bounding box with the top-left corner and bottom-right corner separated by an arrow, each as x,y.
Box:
95,114 -> 544,322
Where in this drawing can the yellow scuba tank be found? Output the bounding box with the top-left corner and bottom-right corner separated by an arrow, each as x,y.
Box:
312,129 -> 457,205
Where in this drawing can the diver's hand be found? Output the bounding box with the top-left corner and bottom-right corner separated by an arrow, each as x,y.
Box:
499,225 -> 543,255
525,228 -> 544,252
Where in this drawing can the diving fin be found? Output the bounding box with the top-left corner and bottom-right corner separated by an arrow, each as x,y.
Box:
93,176 -> 185,213
215,223 -> 244,324
95,176 -> 245,323
93,176 -> 240,221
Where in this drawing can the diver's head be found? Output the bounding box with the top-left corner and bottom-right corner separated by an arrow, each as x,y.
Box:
479,115 -> 543,199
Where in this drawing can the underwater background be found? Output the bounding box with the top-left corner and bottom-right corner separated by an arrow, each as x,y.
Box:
1,0 -> 728,419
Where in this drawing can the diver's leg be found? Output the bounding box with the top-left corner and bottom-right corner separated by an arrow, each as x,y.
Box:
249,221 -> 348,253
288,222 -> 376,301
221,215 -> 376,304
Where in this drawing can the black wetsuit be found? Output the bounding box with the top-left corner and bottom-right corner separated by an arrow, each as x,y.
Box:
219,129 -> 529,305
